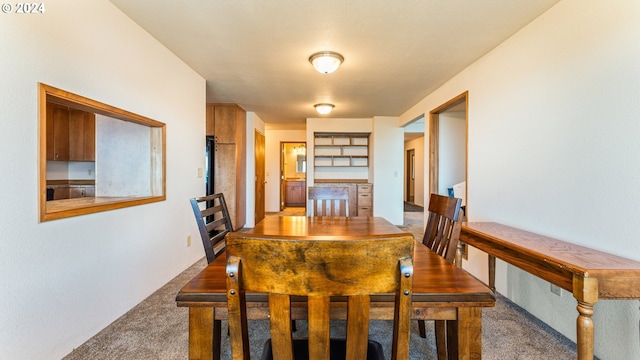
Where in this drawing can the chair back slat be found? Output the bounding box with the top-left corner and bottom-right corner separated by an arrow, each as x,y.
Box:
307,186 -> 350,217
308,296 -> 331,359
226,235 -> 414,360
190,193 -> 234,263
422,193 -> 463,264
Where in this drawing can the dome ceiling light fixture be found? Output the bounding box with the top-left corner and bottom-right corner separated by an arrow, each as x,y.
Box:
314,103 -> 335,115
309,51 -> 344,74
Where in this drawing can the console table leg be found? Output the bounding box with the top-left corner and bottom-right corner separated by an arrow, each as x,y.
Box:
576,301 -> 594,360
488,255 -> 496,293
573,276 -> 598,360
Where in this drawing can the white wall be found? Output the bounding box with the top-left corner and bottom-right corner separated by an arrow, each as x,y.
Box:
0,1 -> 206,359
264,129 -> 307,212
404,136 -> 425,207
245,112 -> 265,227
437,112 -> 466,196
372,117 -> 404,225
399,1 -> 640,358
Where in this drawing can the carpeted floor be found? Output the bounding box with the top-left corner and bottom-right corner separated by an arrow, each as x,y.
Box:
404,202 -> 424,212
63,211 -> 580,360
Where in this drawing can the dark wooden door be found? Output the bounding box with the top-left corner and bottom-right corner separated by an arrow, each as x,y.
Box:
255,130 -> 265,224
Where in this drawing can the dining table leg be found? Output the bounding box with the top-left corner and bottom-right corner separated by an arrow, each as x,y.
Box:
188,307 -> 221,360
446,307 -> 483,359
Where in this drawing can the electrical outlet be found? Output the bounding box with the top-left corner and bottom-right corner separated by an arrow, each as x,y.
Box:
550,284 -> 562,296
197,168 -> 203,178
187,235 -> 192,247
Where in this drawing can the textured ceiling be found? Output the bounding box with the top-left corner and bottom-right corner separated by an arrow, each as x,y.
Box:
109,0 -> 560,130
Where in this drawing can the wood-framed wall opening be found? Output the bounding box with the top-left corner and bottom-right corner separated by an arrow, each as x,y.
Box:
39,83 -> 166,222
429,91 -> 468,255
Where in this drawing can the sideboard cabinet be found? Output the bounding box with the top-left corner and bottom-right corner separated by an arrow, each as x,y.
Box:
313,181 -> 373,217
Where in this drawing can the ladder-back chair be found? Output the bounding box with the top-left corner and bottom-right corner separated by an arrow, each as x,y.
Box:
225,235 -> 414,360
418,193 -> 463,360
190,193 -> 234,264
307,186 -> 350,217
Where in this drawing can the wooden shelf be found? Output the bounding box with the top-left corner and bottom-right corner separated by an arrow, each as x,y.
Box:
313,132 -> 370,168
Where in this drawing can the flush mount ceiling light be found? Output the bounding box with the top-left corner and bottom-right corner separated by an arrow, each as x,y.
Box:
309,51 -> 344,74
314,103 -> 334,115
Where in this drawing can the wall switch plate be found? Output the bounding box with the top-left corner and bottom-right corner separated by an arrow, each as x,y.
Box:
550,284 -> 562,296
197,168 -> 203,178
187,235 -> 192,247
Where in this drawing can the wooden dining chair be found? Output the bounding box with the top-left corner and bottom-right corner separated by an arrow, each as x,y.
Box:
307,186 -> 350,217
418,193 -> 463,360
190,193 -> 234,264
225,235 -> 414,360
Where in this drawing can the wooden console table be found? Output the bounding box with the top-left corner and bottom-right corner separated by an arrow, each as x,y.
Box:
460,222 -> 640,360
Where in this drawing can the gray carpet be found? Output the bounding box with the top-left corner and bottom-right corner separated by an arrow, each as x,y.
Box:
64,212 -> 580,359
404,202 -> 424,213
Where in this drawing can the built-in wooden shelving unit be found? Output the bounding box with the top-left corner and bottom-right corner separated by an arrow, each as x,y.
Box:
313,132 -> 370,167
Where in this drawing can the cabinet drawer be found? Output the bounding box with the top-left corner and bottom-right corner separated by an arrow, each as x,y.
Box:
357,192 -> 372,206
357,206 -> 373,217
357,184 -> 373,193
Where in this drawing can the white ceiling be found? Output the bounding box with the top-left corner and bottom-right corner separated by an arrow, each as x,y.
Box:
109,0 -> 560,130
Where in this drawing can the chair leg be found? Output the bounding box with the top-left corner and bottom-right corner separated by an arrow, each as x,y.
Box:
418,319 -> 427,338
435,320 -> 447,360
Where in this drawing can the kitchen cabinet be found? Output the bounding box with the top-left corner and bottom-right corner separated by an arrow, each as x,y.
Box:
69,185 -> 95,198
48,181 -> 95,200
285,180 -> 306,206
68,108 -> 96,161
206,105 -> 236,143
47,103 -> 70,161
46,102 -> 95,161
207,103 -> 246,229
52,186 -> 69,200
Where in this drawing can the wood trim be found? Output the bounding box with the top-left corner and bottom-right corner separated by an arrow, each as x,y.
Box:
42,84 -> 165,127
39,83 -> 166,222
428,90 -> 468,206
429,113 -> 439,196
313,179 -> 369,184
43,196 -> 165,221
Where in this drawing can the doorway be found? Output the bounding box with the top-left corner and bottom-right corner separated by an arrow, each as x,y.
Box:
406,149 -> 415,203
403,115 -> 425,207
429,91 -> 468,209
279,142 -> 307,211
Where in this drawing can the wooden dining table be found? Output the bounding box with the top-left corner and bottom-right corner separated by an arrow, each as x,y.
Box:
176,216 -> 495,360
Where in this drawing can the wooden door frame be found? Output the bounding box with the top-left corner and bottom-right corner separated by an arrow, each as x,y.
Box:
254,130 -> 265,223
429,91 -> 468,204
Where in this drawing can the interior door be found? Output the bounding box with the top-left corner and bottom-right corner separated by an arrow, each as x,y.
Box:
255,130 -> 266,223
